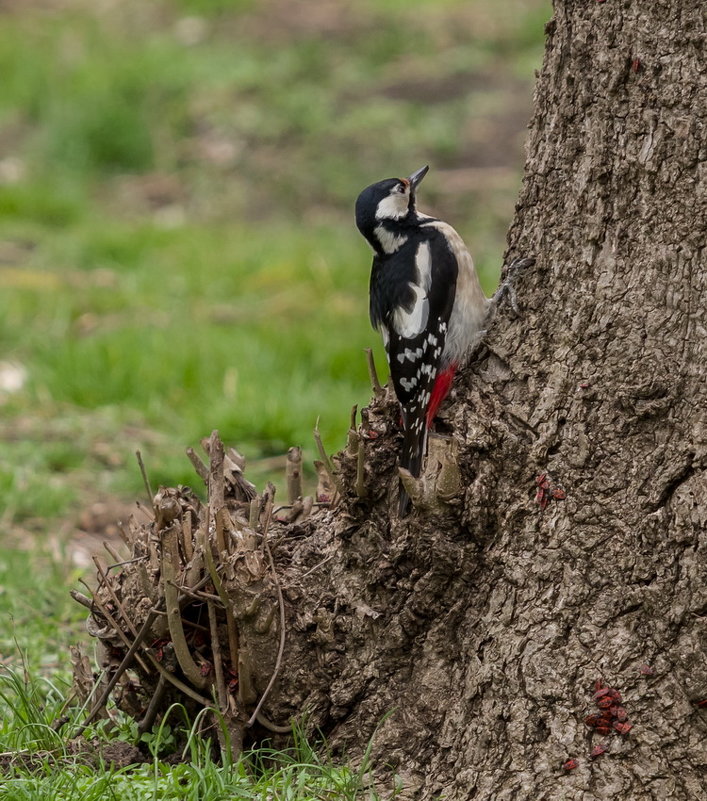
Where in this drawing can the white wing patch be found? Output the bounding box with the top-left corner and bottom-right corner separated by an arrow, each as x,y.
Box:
396,346 -> 423,364
415,241 -> 432,292
392,284 -> 428,338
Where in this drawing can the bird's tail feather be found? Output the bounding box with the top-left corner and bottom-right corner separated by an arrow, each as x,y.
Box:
398,411 -> 427,516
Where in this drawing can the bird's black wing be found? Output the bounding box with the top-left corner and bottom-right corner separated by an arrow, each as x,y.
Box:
370,233 -> 458,513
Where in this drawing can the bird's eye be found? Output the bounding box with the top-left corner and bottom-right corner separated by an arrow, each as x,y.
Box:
397,183 -> 407,194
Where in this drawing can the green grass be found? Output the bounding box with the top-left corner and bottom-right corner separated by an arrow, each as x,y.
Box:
0,548 -> 85,671
0,660 -> 394,800
0,741 -> 390,801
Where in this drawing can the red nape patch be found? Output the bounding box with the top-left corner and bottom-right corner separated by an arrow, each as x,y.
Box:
426,364 -> 457,426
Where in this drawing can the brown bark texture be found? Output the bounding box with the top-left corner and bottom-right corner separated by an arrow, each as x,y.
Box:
79,1 -> 707,798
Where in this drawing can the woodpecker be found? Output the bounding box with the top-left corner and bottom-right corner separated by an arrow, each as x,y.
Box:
355,165 -> 489,515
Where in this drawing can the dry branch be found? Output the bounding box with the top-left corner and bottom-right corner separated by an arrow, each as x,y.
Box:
313,420 -> 343,498
135,450 -> 155,513
286,447 -> 303,503
365,348 -> 384,396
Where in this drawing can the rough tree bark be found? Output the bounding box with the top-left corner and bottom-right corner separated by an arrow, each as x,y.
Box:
79,1 -> 706,798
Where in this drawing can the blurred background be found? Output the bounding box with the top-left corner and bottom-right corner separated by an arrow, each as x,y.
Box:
0,0 -> 550,547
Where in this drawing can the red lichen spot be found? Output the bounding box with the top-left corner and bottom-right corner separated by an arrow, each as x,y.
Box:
199,661 -> 213,677
585,714 -> 602,728
552,488 -> 566,500
631,57 -> 642,73
608,688 -> 622,703
590,743 -> 608,759
563,758 -> 579,770
597,696 -> 614,710
614,721 -> 633,735
616,706 -> 628,722
593,688 -> 611,701
639,664 -> 655,676
695,698 -> 707,708
596,724 -> 612,736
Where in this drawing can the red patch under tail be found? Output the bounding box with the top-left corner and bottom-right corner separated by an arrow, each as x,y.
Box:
426,363 -> 457,427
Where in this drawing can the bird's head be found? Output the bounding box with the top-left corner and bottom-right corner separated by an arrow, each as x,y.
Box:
355,165 -> 429,254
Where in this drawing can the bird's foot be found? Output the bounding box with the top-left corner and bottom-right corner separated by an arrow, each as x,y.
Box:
492,255 -> 535,317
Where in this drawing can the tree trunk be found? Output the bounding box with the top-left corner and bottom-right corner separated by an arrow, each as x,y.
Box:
276,0 -> 707,796
81,1 -> 707,798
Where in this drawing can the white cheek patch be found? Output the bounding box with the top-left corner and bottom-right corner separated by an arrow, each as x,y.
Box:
392,284 -> 428,338
375,191 -> 408,221
374,225 -> 408,255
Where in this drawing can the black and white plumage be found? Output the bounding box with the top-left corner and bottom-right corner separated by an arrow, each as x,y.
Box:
355,165 -> 489,515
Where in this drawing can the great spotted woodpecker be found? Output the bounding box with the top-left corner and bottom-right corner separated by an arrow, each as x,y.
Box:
355,165 -> 489,515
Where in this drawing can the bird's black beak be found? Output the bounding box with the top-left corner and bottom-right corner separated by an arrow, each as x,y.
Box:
407,165 -> 429,190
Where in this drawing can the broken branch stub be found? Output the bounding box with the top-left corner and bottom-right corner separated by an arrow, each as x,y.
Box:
398,435 -> 462,512
72,433 -> 289,756
286,446 -> 303,504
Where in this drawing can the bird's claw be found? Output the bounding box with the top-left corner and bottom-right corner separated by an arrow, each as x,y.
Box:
493,255 -> 535,317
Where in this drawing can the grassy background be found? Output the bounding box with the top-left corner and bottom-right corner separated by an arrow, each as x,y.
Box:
0,0 -> 550,794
